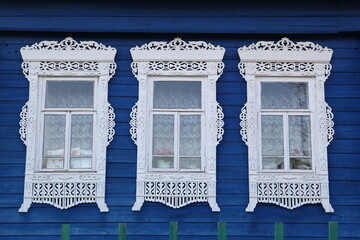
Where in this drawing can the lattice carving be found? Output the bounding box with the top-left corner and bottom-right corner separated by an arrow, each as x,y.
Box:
107,104 -> 116,144
325,103 -> 335,145
239,104 -> 248,144
19,102 -> 28,144
22,37 -> 115,51
31,182 -> 97,209
257,182 -> 321,209
40,61 -> 99,71
144,181 -> 208,209
149,61 -> 207,71
256,62 -> 315,72
238,38 -> 334,213
132,38 -> 224,51
131,61 -> 224,77
131,38 -> 224,212
130,102 -> 138,144
216,103 -> 224,144
239,37 -> 331,52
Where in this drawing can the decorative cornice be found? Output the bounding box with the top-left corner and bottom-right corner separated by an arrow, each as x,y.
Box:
238,38 -> 333,63
131,38 -> 225,62
22,37 -> 115,51
239,38 -> 331,52
132,38 -> 224,51
21,37 -> 117,62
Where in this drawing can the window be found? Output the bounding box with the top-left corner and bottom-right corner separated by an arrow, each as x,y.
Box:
151,80 -> 203,171
130,38 -> 225,211
42,79 -> 95,171
19,38 -> 116,212
238,38 -> 334,212
260,80 -> 313,171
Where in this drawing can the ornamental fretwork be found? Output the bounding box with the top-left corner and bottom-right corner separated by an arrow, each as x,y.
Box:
238,38 -> 334,213
19,37 -> 116,212
130,38 -> 225,211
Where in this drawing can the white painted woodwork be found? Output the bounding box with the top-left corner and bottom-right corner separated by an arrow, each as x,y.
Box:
130,38 -> 225,211
238,38 -> 334,213
19,37 -> 116,212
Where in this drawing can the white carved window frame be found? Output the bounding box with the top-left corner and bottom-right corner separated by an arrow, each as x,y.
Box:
238,38 -> 334,212
130,38 -> 225,212
18,37 -> 116,212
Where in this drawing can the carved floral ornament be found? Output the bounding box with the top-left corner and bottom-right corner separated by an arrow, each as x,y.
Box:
130,38 -> 225,212
238,38 -> 334,213
19,37 -> 116,213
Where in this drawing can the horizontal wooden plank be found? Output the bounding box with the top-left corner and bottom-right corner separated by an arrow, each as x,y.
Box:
0,16 -> 338,33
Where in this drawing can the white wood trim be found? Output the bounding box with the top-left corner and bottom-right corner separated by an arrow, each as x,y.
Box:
238,38 -> 334,213
131,38 -> 224,212
19,38 -> 116,213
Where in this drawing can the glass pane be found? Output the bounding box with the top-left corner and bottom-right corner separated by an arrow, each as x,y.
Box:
180,115 -> 201,156
289,115 -> 311,157
152,115 -> 174,169
154,81 -> 201,109
152,157 -> 174,169
180,157 -> 201,169
70,115 -> 93,169
290,158 -> 312,170
261,82 -> 308,109
261,115 -> 284,169
289,115 -> 312,170
45,81 -> 94,108
42,115 -> 66,169
70,158 -> 92,169
263,157 -> 284,170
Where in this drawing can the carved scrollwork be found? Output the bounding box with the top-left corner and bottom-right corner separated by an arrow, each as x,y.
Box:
131,37 -> 224,51
325,63 -> 332,78
131,62 -> 139,77
238,62 -> 246,78
239,37 -> 332,53
22,37 -> 116,51
325,103 -> 335,145
109,62 -> 117,78
107,103 -> 116,145
19,102 -> 29,144
216,103 -> 225,144
217,62 -> 225,76
21,62 -> 30,77
130,102 -> 138,144
239,104 -> 248,144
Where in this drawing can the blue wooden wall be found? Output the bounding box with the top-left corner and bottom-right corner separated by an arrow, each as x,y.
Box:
0,1 -> 360,239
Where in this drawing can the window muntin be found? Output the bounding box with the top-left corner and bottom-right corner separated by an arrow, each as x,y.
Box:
260,80 -> 313,171
151,80 -> 203,171
41,78 -> 95,171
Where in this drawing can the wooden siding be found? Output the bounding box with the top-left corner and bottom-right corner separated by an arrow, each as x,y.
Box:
0,3 -> 360,238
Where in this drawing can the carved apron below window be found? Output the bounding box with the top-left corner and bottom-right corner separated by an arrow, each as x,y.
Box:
130,38 -> 225,211
19,37 -> 116,212
238,38 -> 334,212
